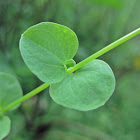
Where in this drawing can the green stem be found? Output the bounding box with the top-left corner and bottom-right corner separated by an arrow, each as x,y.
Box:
1,28 -> 140,115
66,28 -> 140,74
1,83 -> 50,114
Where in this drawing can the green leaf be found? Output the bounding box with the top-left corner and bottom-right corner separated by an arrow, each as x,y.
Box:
20,22 -> 78,84
0,72 -> 23,112
0,115 -> 11,140
50,59 -> 115,111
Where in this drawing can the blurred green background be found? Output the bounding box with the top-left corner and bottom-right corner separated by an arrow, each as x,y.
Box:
0,0 -> 140,140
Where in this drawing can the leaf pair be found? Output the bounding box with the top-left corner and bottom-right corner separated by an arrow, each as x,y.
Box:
20,22 -> 115,111
0,72 -> 23,139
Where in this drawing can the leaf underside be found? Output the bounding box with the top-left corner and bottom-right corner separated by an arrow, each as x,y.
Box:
20,22 -> 78,84
50,59 -> 115,111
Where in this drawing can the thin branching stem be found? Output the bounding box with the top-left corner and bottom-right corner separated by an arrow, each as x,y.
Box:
1,83 -> 50,115
1,28 -> 140,115
66,28 -> 140,74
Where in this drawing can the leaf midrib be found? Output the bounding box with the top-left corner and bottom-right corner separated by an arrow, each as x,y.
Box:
22,35 -> 65,66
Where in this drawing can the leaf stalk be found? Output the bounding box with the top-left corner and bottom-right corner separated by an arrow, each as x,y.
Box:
1,28 -> 140,115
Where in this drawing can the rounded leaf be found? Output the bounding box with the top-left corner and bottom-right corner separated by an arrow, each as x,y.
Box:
0,115 -> 11,139
50,59 -> 115,111
20,22 -> 78,83
0,72 -> 23,112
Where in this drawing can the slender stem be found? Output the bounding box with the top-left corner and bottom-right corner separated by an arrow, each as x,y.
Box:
1,28 -> 140,115
1,83 -> 50,114
66,28 -> 140,74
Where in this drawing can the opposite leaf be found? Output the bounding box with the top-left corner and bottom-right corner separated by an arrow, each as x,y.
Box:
0,115 -> 11,140
50,59 -> 115,111
0,72 -> 23,112
20,22 -> 78,84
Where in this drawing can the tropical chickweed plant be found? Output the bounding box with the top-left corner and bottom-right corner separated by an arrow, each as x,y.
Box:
0,22 -> 140,139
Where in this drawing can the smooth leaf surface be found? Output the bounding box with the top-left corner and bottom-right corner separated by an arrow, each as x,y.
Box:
20,22 -> 78,83
0,115 -> 11,140
50,59 -> 115,111
0,72 -> 23,112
